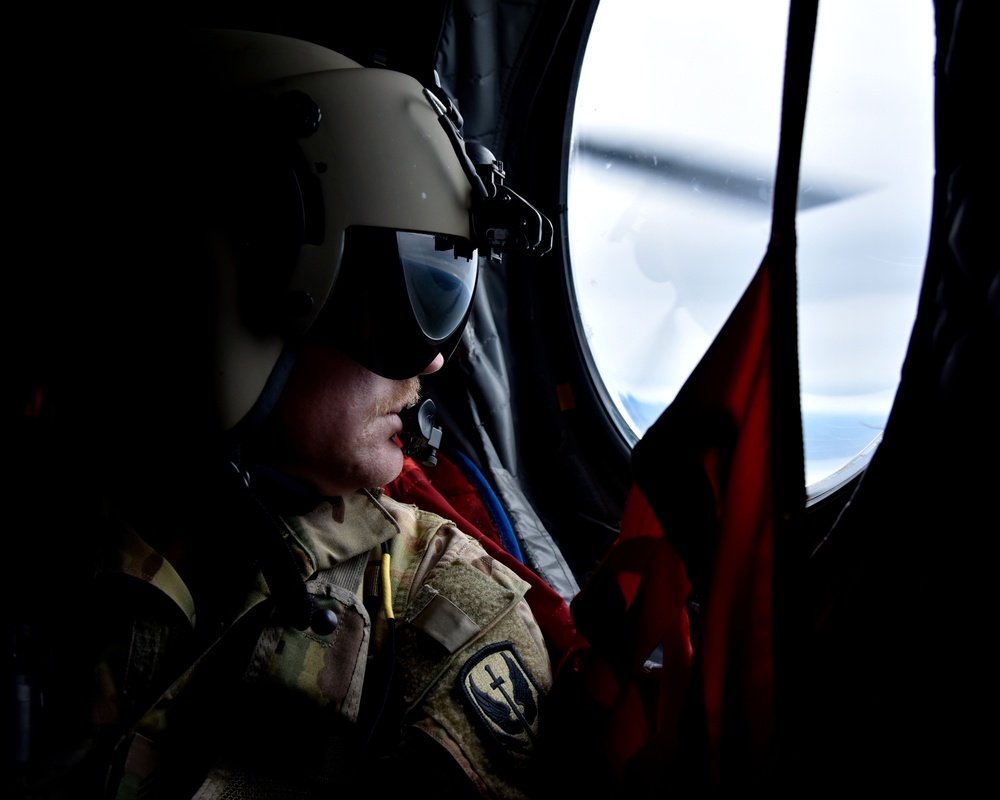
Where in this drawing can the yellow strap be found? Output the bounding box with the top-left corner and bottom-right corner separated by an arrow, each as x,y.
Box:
381,551 -> 394,620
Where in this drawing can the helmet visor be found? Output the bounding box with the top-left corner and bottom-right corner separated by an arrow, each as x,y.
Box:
398,231 -> 477,341
311,226 -> 478,379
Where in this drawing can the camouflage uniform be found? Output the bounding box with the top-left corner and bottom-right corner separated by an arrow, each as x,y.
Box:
94,488 -> 552,799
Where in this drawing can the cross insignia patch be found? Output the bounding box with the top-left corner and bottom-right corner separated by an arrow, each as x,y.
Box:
458,641 -> 544,758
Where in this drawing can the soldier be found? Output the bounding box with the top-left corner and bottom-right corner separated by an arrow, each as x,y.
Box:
33,29 -> 555,799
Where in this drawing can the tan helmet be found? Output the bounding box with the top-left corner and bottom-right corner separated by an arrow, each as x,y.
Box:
180,30 -> 478,433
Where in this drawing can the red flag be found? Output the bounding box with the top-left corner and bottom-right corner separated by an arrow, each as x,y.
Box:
558,1 -> 814,786
638,259 -> 780,783
565,251 -> 793,790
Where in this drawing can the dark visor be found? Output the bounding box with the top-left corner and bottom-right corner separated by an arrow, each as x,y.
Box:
398,231 -> 477,341
311,226 -> 478,379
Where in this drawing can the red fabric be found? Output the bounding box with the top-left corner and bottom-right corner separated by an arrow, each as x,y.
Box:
561,260 -> 786,790
418,452 -> 505,547
566,484 -> 694,779
385,455 -> 497,546
680,266 -> 775,781
385,454 -> 576,661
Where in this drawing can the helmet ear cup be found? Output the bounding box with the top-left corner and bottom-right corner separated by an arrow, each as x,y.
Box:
216,92 -> 325,336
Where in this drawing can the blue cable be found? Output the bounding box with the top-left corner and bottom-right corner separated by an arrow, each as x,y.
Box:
446,448 -> 524,563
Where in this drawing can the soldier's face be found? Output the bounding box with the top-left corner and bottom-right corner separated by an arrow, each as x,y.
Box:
260,344 -> 443,495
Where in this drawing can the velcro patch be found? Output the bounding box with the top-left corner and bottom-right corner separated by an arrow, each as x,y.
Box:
458,641 -> 544,761
411,591 -> 482,654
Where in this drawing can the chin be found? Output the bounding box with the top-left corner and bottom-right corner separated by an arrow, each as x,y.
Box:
368,445 -> 405,489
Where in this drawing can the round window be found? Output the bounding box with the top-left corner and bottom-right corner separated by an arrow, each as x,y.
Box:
567,0 -> 933,493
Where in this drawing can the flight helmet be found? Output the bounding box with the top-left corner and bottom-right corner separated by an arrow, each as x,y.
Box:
180,30 -> 551,438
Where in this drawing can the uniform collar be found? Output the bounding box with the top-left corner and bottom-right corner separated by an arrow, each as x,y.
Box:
281,489 -> 400,578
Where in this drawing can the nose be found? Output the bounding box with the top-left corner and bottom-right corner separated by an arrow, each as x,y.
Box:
420,353 -> 445,375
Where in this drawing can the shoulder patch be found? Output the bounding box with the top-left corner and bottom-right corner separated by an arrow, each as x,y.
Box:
458,641 -> 544,760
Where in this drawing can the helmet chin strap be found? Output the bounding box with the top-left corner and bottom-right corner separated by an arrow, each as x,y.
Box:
222,456 -> 338,634
221,345 -> 300,457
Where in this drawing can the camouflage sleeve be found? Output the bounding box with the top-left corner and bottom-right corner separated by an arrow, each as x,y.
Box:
385,501 -> 553,799
13,522 -> 201,798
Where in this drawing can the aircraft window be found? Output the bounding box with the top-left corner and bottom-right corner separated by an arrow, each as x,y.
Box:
567,0 -> 933,494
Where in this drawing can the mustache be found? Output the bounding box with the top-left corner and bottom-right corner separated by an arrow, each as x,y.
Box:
371,377 -> 423,420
